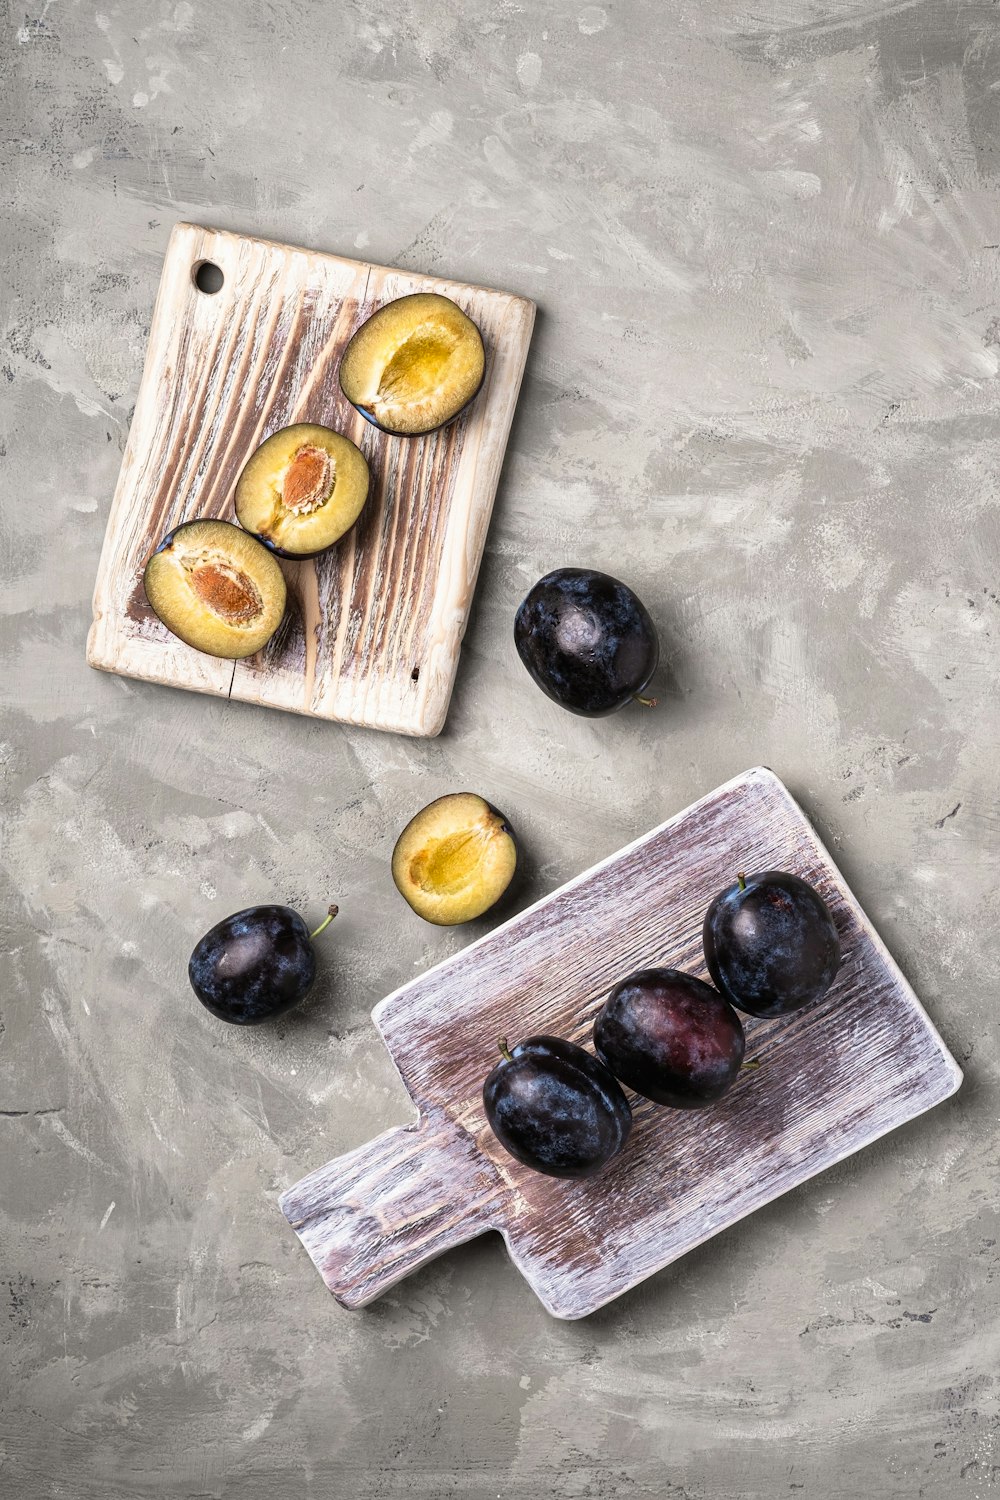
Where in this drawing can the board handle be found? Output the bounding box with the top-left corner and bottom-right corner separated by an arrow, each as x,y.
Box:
279,1107 -> 503,1309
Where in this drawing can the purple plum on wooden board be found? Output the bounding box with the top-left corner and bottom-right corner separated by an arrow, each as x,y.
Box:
279,768 -> 962,1319
483,1035 -> 631,1179
593,968 -> 745,1109
704,870 -> 841,1018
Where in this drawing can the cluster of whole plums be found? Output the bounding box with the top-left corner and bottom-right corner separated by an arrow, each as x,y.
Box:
189,863 -> 840,1191
144,291 -> 486,658
483,869 -> 842,1180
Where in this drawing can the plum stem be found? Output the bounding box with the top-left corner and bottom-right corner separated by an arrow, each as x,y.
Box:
632,693 -> 658,708
498,1037 -> 514,1062
310,904 -> 339,940
737,872 -> 747,891
742,1058 -> 761,1071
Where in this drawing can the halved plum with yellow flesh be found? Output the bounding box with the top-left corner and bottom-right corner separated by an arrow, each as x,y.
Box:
234,423 -> 370,559
340,293 -> 485,436
392,793 -> 516,925
143,519 -> 286,659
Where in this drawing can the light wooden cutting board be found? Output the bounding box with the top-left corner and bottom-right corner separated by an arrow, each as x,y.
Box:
87,223 -> 535,736
280,767 -> 962,1320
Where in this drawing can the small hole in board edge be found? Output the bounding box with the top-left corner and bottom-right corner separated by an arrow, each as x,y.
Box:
193,260 -> 224,295
411,667 -> 420,683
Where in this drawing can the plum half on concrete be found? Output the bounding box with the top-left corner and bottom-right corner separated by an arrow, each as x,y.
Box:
339,293 -> 485,436
392,793 -> 516,925
142,518 -> 286,659
234,423 -> 370,559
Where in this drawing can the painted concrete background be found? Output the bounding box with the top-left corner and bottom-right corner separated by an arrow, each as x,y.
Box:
2,1 -> 998,1495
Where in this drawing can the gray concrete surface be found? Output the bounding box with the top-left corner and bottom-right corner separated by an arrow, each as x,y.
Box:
2,1 -> 998,1495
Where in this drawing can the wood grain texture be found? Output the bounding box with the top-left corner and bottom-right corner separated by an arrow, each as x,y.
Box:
280,767 -> 962,1319
87,223 -> 535,736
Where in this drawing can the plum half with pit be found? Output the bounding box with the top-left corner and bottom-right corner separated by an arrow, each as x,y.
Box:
703,870 -> 841,1019
483,1035 -> 632,1179
234,422 -> 369,559
188,903 -> 337,1025
514,568 -> 659,716
593,968 -> 745,1108
392,793 -> 516,926
143,518 -> 286,659
339,293 -> 485,436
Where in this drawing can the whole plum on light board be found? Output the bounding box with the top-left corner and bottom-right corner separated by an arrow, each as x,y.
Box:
594,968 -> 745,1108
483,1035 -> 632,1179
704,871 -> 841,1019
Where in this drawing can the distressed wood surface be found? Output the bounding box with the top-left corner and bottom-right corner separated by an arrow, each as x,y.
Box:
87,222 -> 535,736
280,767 -> 962,1319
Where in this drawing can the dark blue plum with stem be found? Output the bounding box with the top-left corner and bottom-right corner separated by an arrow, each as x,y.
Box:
514,567 -> 659,716
483,1034 -> 631,1179
703,871 -> 841,1019
188,903 -> 338,1025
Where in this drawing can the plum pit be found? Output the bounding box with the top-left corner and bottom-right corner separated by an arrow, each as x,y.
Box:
280,444 -> 334,515
375,328 -> 460,414
408,828 -> 492,898
186,556 -> 263,624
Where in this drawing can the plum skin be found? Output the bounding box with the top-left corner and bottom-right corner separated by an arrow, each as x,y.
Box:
188,905 -> 317,1025
483,1035 -> 632,1179
249,533 -> 333,562
594,968 -> 745,1108
514,568 -> 658,717
703,871 -> 841,1019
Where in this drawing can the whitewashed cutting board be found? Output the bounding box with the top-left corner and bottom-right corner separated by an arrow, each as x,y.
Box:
280,767 -> 962,1319
87,222 -> 535,736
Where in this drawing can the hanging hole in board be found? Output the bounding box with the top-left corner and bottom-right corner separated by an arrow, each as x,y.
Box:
411,667 -> 420,683
193,260 -> 224,295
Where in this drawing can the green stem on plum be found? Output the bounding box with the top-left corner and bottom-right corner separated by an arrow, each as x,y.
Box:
310,904 -> 339,940
632,693 -> 658,708
737,872 -> 747,891
742,1058 -> 761,1071
498,1037 -> 514,1062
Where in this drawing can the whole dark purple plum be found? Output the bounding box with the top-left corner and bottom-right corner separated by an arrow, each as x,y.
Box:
514,568 -> 658,716
483,1034 -> 631,1179
594,968 -> 745,1108
703,871 -> 841,1019
188,903 -> 337,1025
